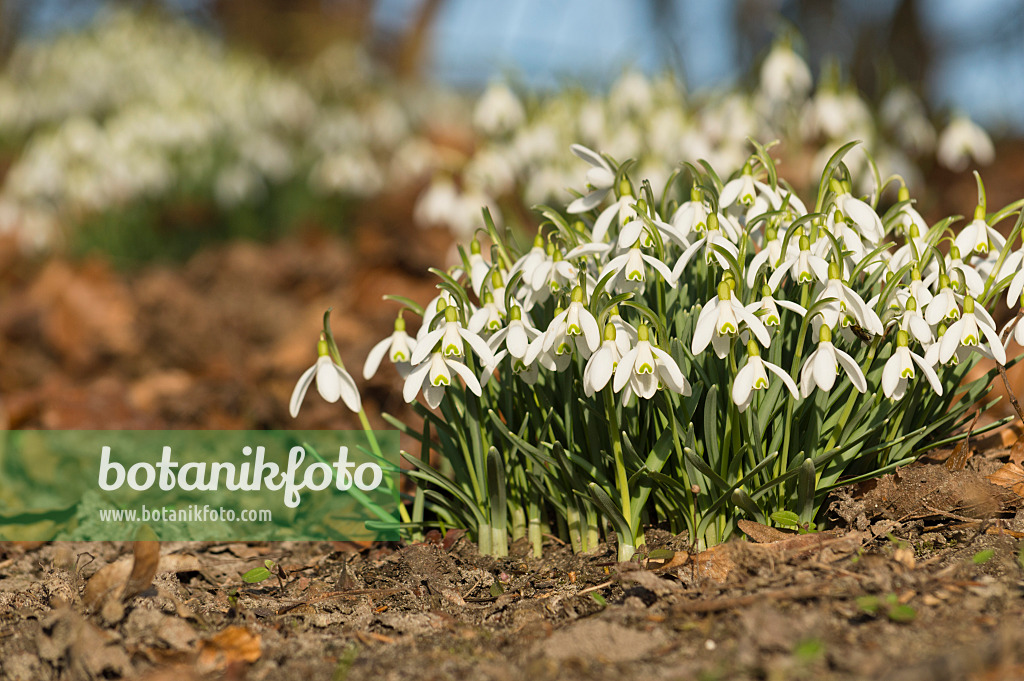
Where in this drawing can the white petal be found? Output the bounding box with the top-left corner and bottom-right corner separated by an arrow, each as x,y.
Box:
316,356 -> 342,403
335,367 -> 362,412
579,310 -> 601,353
403,362 -> 431,403
719,178 -> 743,208
617,220 -> 645,249
459,326 -> 497,365
691,298 -> 719,354
362,337 -> 392,380
411,326 -> 445,365
881,354 -> 901,398
834,347 -> 867,392
764,360 -> 800,399
735,304 -> 772,346
613,347 -> 641,392
570,143 -> 610,170
642,253 -> 677,286
651,347 -> 689,395
507,323 -> 529,358
567,190 -> 606,214
979,320 -> 1007,364
732,360 -> 756,408
448,358 -> 483,395
423,385 -> 445,409
938,321 -> 963,364
585,346 -> 615,395
288,364 -> 317,418
592,202 -> 618,242
910,352 -> 944,395
813,345 -> 838,392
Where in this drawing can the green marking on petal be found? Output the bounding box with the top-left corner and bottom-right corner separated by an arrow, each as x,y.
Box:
639,363 -> 654,374
444,344 -> 461,356
432,375 -> 450,386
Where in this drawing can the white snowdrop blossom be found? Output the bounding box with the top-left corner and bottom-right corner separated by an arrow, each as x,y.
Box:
759,40 -> 812,103
732,340 -> 799,412
814,262 -> 884,335
537,286 -> 601,359
954,205 -> 1006,256
882,331 -> 943,401
487,305 -> 540,360
938,295 -> 1005,365
363,315 -> 416,380
413,304 -> 496,366
473,82 -> 525,136
693,282 -> 772,358
800,325 -> 867,397
937,114 -> 995,171
672,212 -> 740,277
583,324 -> 624,397
291,335 -> 362,416
767,234 -> 829,291
613,324 -> 690,402
924,275 -> 963,326
566,144 -> 616,214
403,351 -> 482,409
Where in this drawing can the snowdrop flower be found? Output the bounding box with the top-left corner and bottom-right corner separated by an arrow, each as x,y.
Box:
747,285 -> 806,328
419,291 -> 458,340
814,261 -> 884,335
830,178 -> 884,244
600,242 -> 676,294
692,282 -> 772,358
719,164 -> 769,210
403,352 -> 482,409
767,234 -> 829,291
487,305 -> 540,359
583,324 -> 624,397
412,305 -> 496,366
466,238 -> 492,297
923,246 -> 984,298
954,204 -> 1005,257
800,324 -> 867,397
363,315 -> 416,380
290,334 -> 361,416
937,114 -> 995,171
896,296 -> 934,347
671,187 -> 739,242
473,82 -> 525,136
746,225 -> 789,288
613,324 -> 690,402
882,331 -> 943,400
566,144 -> 615,214
467,292 -> 505,334
759,40 -> 812,103
538,286 -> 601,359
888,222 -> 936,277
608,309 -> 639,356
672,213 -> 740,278
732,340 -> 799,412
924,274 -> 963,325
938,295 -> 1005,365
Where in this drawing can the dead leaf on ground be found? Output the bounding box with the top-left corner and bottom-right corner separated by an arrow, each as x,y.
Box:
84,548 -> 201,612
196,626 -> 261,674
1010,437 -> 1024,466
124,538 -> 161,601
987,462 -> 1024,497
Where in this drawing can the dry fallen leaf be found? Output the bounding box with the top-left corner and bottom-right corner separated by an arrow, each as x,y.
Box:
124,538 -> 161,601
986,462 -> 1024,497
84,547 -> 200,612
196,626 -> 261,673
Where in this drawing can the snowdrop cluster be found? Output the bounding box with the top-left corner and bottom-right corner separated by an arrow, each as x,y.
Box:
0,9 -> 449,249
295,141 -> 1020,559
414,39 -> 994,239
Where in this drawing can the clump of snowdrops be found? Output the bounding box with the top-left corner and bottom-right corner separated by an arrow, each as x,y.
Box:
294,141 -> 1021,560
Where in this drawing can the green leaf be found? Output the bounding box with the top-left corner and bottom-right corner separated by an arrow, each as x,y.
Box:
770,511 -> 800,527
242,566 -> 273,583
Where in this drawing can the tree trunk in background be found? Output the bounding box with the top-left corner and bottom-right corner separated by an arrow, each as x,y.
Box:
209,0 -> 375,64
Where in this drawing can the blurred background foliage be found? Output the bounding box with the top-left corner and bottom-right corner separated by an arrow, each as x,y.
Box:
0,0 -> 1019,266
